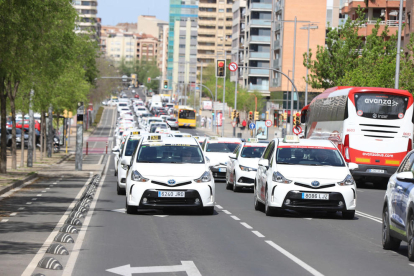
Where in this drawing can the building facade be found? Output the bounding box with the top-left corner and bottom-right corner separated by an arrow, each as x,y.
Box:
158,23 -> 170,86
72,0 -> 101,41
404,0 -> 414,52
231,0 -> 247,84
167,0 -> 199,90
197,0 -> 234,72
137,15 -> 167,38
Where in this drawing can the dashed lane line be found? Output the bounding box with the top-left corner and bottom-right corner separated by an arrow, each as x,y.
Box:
36,194 -> 42,197
0,177 -> 38,202
240,222 -> 253,229
230,216 -> 240,221
26,202 -> 32,205
252,231 -> 265,238
1,219 -> 8,223
18,207 -> 25,210
32,198 -> 37,201
10,212 -> 17,217
355,211 -> 382,223
215,205 -> 223,209
222,210 -> 231,215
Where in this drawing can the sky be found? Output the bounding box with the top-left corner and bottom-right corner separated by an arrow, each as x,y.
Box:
98,0 -> 170,26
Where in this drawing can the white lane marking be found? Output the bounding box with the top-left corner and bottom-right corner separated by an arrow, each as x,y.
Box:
1,219 -> 9,222
106,261 -> 202,276
46,188 -> 50,190
42,190 -> 46,193
304,218 -> 312,220
10,212 -> 17,216
410,264 -> 414,267
154,215 -> 169,218
21,174 -> 94,276
231,215 -> 240,221
252,231 -> 265,238
32,198 -> 37,201
216,205 -> 223,209
240,222 -> 253,229
111,208 -> 126,214
53,182 -> 57,184
62,158 -> 111,276
265,241 -> 324,276
222,210 -> 231,214
26,202 -> 32,205
37,194 -> 42,197
355,211 -> 382,223
0,177 -> 38,202
98,155 -> 104,164
18,207 -> 25,210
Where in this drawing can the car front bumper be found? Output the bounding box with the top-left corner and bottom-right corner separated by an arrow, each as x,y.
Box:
350,164 -> 398,179
235,168 -> 256,187
210,166 -> 227,179
268,183 -> 356,211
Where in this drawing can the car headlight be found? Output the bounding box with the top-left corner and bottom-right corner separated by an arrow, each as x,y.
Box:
272,171 -> 292,184
239,165 -> 257,172
337,174 -> 355,186
194,171 -> 212,183
131,170 -> 149,182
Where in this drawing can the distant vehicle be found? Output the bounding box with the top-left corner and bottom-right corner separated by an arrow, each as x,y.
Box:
173,106 -> 197,128
202,101 -> 212,110
134,94 -> 139,99
166,117 -> 179,130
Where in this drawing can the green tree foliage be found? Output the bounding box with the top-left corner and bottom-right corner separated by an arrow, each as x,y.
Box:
118,58 -> 161,91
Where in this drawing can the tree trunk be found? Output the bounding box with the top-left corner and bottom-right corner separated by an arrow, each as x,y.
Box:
10,99 -> 16,170
20,111 -> 25,168
0,79 -> 7,173
47,105 -> 53,158
40,110 -> 45,160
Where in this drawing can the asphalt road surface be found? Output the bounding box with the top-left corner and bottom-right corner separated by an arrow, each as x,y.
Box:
1,89 -> 413,276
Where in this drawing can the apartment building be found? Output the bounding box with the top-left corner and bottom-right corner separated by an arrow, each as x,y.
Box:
269,0 -> 327,108
341,0 -> 405,39
158,23 -> 169,85
137,15 -> 167,38
404,0 -> 414,51
172,19 -> 198,98
231,0 -> 247,84
135,33 -> 159,63
167,1 -> 199,91
197,0 -> 234,72
100,25 -> 125,55
72,0 -> 101,41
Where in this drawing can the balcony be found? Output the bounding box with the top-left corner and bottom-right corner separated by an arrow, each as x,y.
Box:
251,3 -> 272,10
249,52 -> 270,59
249,35 -> 271,43
273,58 -> 280,68
249,19 -> 272,27
351,20 -> 403,36
249,68 -> 269,75
274,22 -> 281,31
275,1 -> 283,12
198,28 -> 217,35
249,84 -> 269,91
273,40 -> 281,49
272,77 -> 281,87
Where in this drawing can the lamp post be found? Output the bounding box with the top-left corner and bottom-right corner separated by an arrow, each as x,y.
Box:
394,0 -> 404,89
300,23 -> 318,106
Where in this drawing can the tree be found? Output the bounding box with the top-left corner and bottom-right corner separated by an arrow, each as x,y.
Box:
118,58 -> 161,92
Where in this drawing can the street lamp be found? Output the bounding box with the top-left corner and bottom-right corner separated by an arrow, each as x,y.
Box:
300,24 -> 318,106
394,0 -> 404,89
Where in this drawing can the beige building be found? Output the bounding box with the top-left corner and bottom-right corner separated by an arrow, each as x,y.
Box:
158,23 -> 169,86
197,0 -> 234,71
72,0 -> 101,41
135,33 -> 159,63
137,15 -> 168,38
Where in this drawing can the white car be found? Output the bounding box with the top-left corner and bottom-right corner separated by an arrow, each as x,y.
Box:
166,117 -> 179,130
254,135 -> 358,218
226,142 -> 268,192
123,135 -> 215,215
135,106 -> 148,116
117,102 -> 129,112
144,118 -> 164,132
201,137 -> 242,181
116,131 -> 142,194
148,122 -> 170,133
169,132 -> 192,138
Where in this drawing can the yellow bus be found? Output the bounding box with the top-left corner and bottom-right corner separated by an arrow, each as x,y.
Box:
174,105 -> 196,128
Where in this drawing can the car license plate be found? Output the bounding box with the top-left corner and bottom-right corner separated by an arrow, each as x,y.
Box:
367,169 -> 385,173
158,191 -> 185,198
219,168 -> 226,172
302,193 -> 329,200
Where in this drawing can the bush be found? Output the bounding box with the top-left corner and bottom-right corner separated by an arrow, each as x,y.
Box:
94,106 -> 104,126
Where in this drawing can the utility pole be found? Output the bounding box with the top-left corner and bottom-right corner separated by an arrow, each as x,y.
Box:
200,63 -> 203,110
290,17 -> 297,134
27,89 -> 34,167
394,0 -> 404,89
47,105 -> 53,158
75,102 -> 84,171
300,23 -> 318,106
222,51 -> 226,137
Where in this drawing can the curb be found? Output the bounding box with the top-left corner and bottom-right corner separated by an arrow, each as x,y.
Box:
0,173 -> 38,197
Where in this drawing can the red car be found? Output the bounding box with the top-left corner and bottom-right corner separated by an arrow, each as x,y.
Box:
16,119 -> 41,132
134,94 -> 140,99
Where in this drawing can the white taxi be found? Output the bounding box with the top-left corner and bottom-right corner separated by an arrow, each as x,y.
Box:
254,136 -> 358,219
124,135 -> 215,215
168,132 -> 192,138
201,137 -> 242,180
116,131 -> 142,195
226,140 -> 268,192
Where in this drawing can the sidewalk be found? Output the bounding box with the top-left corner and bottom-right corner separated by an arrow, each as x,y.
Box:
198,110 -> 284,140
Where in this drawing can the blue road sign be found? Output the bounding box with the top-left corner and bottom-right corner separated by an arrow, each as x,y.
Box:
249,123 -> 256,130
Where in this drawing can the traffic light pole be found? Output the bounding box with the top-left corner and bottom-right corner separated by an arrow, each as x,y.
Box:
222,51 -> 226,137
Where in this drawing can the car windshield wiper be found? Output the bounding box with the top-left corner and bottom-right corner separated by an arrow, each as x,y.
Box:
276,162 -> 294,165
138,161 -> 154,163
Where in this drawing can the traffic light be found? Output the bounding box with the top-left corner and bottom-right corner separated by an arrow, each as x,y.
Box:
147,77 -> 151,83
295,113 -> 301,127
216,59 -> 226,78
293,115 -> 297,126
163,80 -> 168,89
236,112 -> 239,119
232,110 -> 237,119
131,74 -> 137,87
254,111 -> 259,121
249,111 -> 253,121
283,112 -> 287,121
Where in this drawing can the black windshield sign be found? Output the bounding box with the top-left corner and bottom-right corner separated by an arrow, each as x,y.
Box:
355,93 -> 407,120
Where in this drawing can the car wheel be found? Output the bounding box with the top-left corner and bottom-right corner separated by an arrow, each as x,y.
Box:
342,210 -> 355,220
116,182 -> 125,195
126,198 -> 137,214
254,185 -> 264,211
265,188 -> 274,216
233,172 -> 241,192
407,213 -> 414,261
114,169 -> 118,176
382,205 -> 401,250
200,206 -> 214,215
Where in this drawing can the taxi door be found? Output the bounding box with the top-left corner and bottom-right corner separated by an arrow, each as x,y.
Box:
258,141 -> 275,201
227,145 -> 241,183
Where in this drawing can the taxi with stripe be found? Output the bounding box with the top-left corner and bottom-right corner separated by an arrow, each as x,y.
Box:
123,135 -> 215,215
254,135 -> 358,219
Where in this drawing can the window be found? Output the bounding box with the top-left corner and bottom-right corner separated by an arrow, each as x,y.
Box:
137,145 -> 204,164
206,142 -> 240,153
219,9 -> 224,12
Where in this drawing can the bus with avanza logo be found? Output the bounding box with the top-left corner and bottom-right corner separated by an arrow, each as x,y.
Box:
173,105 -> 196,128
301,86 -> 413,188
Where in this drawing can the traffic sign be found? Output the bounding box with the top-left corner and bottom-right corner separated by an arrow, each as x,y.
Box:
228,62 -> 238,72
293,125 -> 303,135
265,120 -> 272,127
249,123 -> 256,130
231,121 -> 237,128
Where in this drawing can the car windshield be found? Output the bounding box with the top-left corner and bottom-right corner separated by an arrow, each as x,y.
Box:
206,142 -> 240,153
276,146 -> 345,167
119,103 -> 127,107
125,139 -> 140,156
137,144 -> 204,164
167,118 -> 176,122
150,124 -> 167,132
240,146 -> 266,158
148,119 -> 162,124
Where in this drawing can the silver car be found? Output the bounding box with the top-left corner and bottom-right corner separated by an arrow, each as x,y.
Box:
166,117 -> 179,130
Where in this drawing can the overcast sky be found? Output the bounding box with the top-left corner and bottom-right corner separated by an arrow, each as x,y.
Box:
98,0 -> 169,26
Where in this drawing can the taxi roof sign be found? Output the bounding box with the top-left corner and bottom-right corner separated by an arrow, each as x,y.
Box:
209,136 -> 218,140
247,138 -> 258,143
148,135 -> 162,141
283,135 -> 300,143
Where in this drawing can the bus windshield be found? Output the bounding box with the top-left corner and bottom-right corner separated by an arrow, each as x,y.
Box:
179,110 -> 195,119
354,93 -> 408,120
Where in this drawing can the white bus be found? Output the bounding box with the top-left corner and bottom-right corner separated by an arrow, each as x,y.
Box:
302,86 -> 413,187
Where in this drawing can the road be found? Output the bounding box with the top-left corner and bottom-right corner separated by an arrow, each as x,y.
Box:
0,89 -> 413,275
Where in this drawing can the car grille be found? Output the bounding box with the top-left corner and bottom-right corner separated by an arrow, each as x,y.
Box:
288,199 -> 340,208
151,180 -> 192,187
146,198 -> 198,205
294,182 -> 336,189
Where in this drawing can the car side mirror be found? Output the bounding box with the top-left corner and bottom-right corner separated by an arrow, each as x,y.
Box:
112,147 -> 119,154
205,156 -> 210,163
121,159 -> 130,170
229,153 -> 236,159
258,159 -> 269,168
348,162 -> 359,171
396,171 -> 414,182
